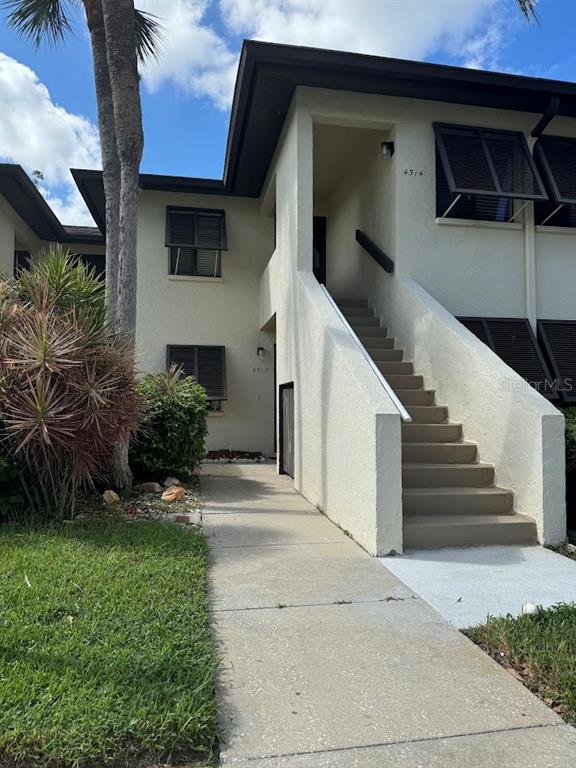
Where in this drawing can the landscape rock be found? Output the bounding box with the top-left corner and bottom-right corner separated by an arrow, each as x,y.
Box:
163,476 -> 181,488
102,490 -> 120,505
162,486 -> 186,503
138,482 -> 163,494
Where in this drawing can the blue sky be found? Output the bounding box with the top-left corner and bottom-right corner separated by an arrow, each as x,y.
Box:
0,0 -> 574,224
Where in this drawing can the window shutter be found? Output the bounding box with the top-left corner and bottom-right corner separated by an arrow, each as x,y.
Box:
538,320 -> 576,403
435,149 -> 511,221
458,317 -> 491,346
435,124 -> 546,200
535,136 -> 576,205
194,249 -> 221,277
167,210 -> 196,247
166,345 -> 227,400
166,207 -> 227,249
457,317 -> 558,400
167,345 -> 197,378
197,346 -> 227,400
196,211 -> 227,250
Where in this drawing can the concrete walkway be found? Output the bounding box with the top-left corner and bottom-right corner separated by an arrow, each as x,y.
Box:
382,544 -> 576,629
202,463 -> 576,767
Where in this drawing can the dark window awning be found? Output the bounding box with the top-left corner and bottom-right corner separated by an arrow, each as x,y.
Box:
434,124 -> 547,201
166,345 -> 227,400
165,207 -> 228,250
457,317 -> 559,401
538,320 -> 576,403
534,136 -> 576,205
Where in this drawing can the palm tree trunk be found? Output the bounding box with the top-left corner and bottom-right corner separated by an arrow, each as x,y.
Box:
101,0 -> 144,490
83,0 -> 120,326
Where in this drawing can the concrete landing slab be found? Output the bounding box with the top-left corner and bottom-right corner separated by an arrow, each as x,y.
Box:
215,600 -> 560,764
228,724 -> 576,767
210,540 -> 411,611
380,545 -> 576,628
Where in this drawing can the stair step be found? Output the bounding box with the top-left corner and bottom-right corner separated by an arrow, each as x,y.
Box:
342,306 -> 374,318
377,361 -> 414,375
349,316 -> 381,328
406,405 -> 448,423
402,441 -> 478,464
403,513 -> 537,549
387,374 -> 424,390
403,486 -> 514,516
402,422 -> 462,443
360,336 -> 395,350
355,325 -> 388,337
336,298 -> 368,308
403,463 -> 495,488
396,389 -> 436,406
369,349 -> 403,362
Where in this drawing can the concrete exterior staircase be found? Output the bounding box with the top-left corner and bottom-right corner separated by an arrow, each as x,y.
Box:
336,298 -> 537,550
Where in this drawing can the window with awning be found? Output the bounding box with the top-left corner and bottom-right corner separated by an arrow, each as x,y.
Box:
534,136 -> 576,227
435,123 -> 547,222
166,344 -> 227,405
165,207 -> 227,277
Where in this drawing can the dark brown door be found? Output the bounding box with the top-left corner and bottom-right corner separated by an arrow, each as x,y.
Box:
313,217 -> 326,285
280,383 -> 294,477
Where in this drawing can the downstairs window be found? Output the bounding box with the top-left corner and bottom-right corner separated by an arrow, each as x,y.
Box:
166,344 -> 227,411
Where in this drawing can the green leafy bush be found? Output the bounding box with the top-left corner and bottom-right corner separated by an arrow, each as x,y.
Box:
131,366 -> 208,480
564,408 -> 576,532
564,407 -> 576,477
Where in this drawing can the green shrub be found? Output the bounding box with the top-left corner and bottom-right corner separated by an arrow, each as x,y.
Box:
564,407 -> 576,477
131,366 -> 208,480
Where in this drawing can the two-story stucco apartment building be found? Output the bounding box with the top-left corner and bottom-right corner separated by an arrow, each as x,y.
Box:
2,41 -> 576,555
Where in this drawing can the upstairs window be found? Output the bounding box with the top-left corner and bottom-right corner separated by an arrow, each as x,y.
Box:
167,344 -> 227,411
165,207 -> 227,277
534,136 -> 576,228
435,123 -> 546,222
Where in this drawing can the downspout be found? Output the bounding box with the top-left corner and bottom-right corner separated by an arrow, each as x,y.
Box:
523,96 -> 561,333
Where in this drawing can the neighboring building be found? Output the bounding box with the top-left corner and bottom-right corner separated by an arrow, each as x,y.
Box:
3,42 -> 576,553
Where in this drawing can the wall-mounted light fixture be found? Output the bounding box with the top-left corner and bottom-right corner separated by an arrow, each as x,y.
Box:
381,141 -> 395,158
257,346 -> 265,358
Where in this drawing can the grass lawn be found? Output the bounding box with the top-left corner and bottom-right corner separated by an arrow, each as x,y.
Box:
0,519 -> 218,767
468,603 -> 576,725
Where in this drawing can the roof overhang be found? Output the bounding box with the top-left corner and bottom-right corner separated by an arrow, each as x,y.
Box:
0,164 -> 103,244
73,41 -> 576,226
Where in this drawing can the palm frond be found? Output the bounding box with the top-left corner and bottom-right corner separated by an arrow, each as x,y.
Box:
134,8 -> 163,63
516,0 -> 539,22
1,0 -> 76,47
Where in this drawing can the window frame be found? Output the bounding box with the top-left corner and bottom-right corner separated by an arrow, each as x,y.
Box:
434,123 -> 547,201
165,206 -> 227,278
166,344 -> 227,402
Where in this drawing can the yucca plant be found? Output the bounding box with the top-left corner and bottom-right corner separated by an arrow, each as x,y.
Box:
0,247 -> 140,519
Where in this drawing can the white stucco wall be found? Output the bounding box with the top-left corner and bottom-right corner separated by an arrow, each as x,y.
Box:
535,228 -> 576,320
135,189 -> 276,455
261,105 -> 404,555
0,194 -> 42,276
303,87 -> 576,321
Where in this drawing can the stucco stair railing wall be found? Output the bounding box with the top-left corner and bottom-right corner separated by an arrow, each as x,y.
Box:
371,275 -> 566,545
260,249 -> 405,555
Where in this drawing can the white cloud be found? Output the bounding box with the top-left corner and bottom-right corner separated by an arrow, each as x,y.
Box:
137,0 -> 506,109
0,52 -> 100,224
137,0 -> 238,108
